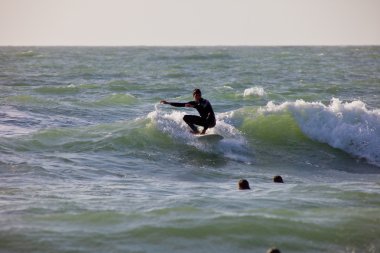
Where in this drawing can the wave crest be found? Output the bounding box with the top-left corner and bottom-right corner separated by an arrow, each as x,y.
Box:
260,98 -> 380,166
243,86 -> 266,97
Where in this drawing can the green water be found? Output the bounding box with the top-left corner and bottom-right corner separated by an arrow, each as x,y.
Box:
1,46 -> 380,253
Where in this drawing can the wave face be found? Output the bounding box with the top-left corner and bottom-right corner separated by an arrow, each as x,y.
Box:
1,46 -> 380,253
259,99 -> 380,166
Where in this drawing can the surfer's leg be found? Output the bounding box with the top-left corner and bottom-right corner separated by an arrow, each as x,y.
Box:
202,117 -> 216,133
183,115 -> 204,133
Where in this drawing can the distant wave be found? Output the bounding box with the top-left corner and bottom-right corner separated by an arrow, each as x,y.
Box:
34,84 -> 80,94
16,50 -> 37,57
151,51 -> 232,61
243,86 -> 266,97
95,93 -> 138,106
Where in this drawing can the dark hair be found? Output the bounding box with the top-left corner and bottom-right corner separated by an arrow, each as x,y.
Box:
193,88 -> 201,96
238,179 -> 250,190
267,248 -> 281,253
273,175 -> 284,183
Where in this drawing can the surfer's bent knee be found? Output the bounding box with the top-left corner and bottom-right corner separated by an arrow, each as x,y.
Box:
183,115 -> 190,122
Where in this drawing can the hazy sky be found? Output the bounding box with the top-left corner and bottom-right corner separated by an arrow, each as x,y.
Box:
1,0 -> 379,46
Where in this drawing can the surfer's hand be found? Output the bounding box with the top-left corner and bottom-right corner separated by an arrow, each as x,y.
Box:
160,100 -> 168,104
185,103 -> 193,107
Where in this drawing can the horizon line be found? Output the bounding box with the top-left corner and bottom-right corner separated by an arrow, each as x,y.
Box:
1,44 -> 380,47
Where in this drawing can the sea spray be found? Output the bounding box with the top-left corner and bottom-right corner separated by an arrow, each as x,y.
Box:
260,98 -> 380,166
149,104 -> 253,163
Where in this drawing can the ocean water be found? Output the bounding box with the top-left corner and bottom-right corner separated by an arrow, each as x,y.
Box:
0,46 -> 379,253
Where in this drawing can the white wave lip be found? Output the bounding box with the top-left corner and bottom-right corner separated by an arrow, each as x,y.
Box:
243,86 -> 266,97
261,98 -> 380,167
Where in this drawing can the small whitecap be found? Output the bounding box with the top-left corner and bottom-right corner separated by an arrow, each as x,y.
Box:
243,87 -> 266,97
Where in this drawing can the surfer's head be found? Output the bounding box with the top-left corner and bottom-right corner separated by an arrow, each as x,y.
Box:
267,248 -> 281,253
193,88 -> 202,102
238,179 -> 251,190
273,175 -> 284,183
193,88 -> 201,96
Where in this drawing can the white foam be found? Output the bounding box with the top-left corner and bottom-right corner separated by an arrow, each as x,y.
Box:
260,98 -> 380,166
149,104 -> 254,163
148,108 -> 191,141
243,86 -> 266,97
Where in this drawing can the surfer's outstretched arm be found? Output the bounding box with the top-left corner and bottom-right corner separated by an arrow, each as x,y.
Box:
160,100 -> 193,107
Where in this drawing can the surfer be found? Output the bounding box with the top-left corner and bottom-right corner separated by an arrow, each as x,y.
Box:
238,179 -> 251,190
160,88 -> 216,134
273,175 -> 284,183
267,248 -> 281,253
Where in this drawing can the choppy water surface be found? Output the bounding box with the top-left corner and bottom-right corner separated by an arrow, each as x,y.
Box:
1,47 -> 380,253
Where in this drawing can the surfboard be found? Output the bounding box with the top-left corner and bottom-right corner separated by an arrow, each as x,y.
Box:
195,133 -> 224,141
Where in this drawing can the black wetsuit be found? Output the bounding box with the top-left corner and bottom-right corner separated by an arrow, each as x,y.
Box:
169,98 -> 216,133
